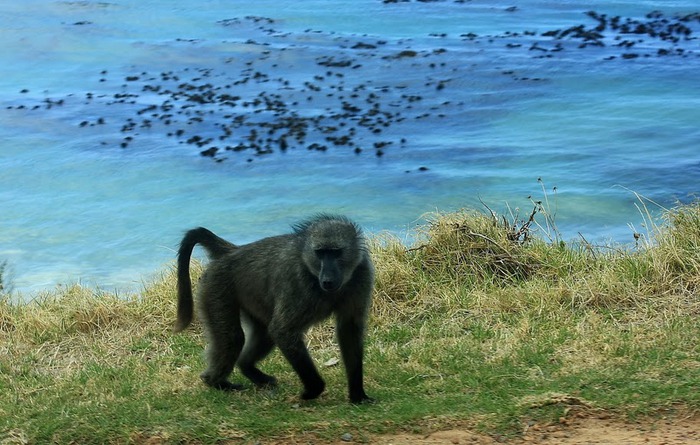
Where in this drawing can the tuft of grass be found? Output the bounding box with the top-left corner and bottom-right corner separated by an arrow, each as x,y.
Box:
2,200 -> 700,443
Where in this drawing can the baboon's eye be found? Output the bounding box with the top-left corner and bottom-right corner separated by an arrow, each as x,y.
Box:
315,248 -> 342,258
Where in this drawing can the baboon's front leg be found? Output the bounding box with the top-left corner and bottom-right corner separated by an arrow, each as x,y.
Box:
269,324 -> 326,400
336,315 -> 372,404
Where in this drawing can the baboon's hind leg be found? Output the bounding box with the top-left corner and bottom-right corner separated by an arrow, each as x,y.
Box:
238,312 -> 277,387
199,288 -> 245,391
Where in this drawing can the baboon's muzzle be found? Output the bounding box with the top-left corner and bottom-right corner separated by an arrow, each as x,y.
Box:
319,262 -> 342,292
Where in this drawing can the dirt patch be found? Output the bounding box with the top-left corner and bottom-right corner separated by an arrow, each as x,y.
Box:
365,415 -> 700,444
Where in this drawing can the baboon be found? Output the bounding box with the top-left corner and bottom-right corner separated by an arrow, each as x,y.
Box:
175,214 -> 374,404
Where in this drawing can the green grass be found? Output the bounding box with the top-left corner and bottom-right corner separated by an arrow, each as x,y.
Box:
2,201 -> 700,443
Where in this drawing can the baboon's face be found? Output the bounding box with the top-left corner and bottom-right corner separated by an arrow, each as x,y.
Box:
315,248 -> 345,292
303,222 -> 362,293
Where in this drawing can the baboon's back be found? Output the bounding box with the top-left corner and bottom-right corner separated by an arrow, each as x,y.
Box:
206,234 -> 305,313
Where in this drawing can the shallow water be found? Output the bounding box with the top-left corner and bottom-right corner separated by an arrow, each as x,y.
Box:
1,0 -> 699,295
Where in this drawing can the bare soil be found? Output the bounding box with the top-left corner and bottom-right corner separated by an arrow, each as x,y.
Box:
366,415 -> 700,445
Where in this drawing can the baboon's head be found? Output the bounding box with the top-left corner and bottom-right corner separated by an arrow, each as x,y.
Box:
296,215 -> 365,293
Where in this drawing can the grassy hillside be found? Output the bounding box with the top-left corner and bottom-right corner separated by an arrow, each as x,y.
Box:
1,201 -> 699,443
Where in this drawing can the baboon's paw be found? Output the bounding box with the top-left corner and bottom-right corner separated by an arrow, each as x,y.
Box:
254,375 -> 278,388
301,381 -> 326,400
201,376 -> 244,392
216,381 -> 245,391
351,394 -> 376,405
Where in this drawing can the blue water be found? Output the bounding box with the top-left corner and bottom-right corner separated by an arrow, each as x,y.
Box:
1,0 -> 699,295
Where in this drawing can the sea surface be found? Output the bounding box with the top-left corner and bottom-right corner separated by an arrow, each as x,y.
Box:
1,0 -> 699,296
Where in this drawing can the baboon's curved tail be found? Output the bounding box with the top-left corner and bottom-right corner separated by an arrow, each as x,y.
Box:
175,227 -> 237,332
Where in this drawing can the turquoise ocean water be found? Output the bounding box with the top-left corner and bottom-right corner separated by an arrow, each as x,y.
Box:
1,0 -> 699,294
